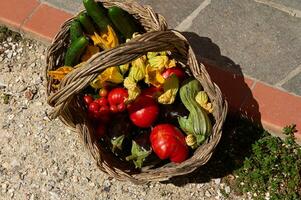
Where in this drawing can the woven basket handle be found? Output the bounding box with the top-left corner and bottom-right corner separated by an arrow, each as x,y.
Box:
47,30 -> 215,119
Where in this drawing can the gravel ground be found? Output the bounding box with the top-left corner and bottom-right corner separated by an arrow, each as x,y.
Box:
0,28 -> 242,200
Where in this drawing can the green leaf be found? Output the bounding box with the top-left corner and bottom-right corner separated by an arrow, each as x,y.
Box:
111,135 -> 125,153
126,141 -> 151,168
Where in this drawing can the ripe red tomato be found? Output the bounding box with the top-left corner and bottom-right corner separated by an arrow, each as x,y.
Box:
162,67 -> 186,81
88,102 -> 100,113
83,95 -> 94,106
95,97 -> 109,107
128,95 -> 159,128
150,124 -> 188,163
108,88 -> 128,112
110,105 -> 118,113
140,86 -> 163,99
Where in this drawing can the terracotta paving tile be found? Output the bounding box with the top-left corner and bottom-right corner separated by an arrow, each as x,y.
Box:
203,62 -> 255,114
0,0 -> 40,29
241,82 -> 301,134
22,4 -> 72,42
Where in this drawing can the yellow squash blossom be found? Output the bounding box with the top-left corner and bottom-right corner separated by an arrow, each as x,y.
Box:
158,74 -> 179,104
145,65 -> 165,88
90,67 -> 123,89
195,91 -> 213,113
124,77 -> 141,102
147,51 -> 167,59
119,63 -> 130,75
129,56 -> 147,81
48,66 -> 73,80
148,55 -> 177,70
90,25 -> 119,50
81,45 -> 100,62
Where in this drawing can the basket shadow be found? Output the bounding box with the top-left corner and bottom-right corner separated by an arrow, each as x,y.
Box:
162,32 -> 263,186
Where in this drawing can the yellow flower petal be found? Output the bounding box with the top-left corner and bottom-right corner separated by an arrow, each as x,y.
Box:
195,91 -> 209,105
158,74 -> 179,104
196,91 -> 213,113
167,59 -> 177,68
48,66 -> 73,80
90,67 -> 123,89
148,55 -> 169,70
124,77 -> 141,102
119,63 -> 130,75
90,25 -> 119,50
145,65 -> 165,88
81,45 -> 100,62
129,56 -> 146,81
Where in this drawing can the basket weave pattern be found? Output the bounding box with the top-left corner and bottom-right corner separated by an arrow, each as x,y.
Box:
46,0 -> 228,184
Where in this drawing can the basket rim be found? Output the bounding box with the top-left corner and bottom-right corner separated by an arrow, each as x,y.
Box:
45,0 -> 228,184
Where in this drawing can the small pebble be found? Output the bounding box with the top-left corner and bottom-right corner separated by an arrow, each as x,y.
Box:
205,190 -> 211,197
225,186 -> 231,194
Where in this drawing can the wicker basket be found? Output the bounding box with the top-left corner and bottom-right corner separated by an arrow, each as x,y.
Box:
46,0 -> 228,184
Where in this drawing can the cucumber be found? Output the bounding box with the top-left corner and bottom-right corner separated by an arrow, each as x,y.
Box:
64,36 -> 89,66
83,0 -> 112,32
108,7 -> 141,39
78,12 -> 96,35
70,20 -> 83,43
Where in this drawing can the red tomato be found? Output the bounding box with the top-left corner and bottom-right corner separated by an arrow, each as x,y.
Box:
110,105 -> 118,113
141,86 -> 163,99
128,95 -> 159,128
108,88 -> 128,112
95,97 -> 108,107
117,103 -> 126,112
88,102 -> 100,113
162,67 -> 186,81
150,124 -> 188,163
83,95 -> 94,106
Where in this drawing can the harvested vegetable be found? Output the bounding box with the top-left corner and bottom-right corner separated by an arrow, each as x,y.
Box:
178,80 -> 212,147
64,36 -> 89,66
128,95 -> 159,128
150,124 -> 188,163
107,87 -> 128,112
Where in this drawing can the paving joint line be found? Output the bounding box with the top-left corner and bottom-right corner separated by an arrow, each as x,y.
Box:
254,0 -> 301,18
275,64 -> 301,87
41,1 -> 74,15
20,2 -> 42,29
175,0 -> 211,31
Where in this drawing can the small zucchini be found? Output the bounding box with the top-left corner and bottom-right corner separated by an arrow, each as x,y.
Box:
64,36 -> 89,66
108,6 -> 141,39
78,12 -> 96,35
83,0 -> 112,32
70,20 -> 83,43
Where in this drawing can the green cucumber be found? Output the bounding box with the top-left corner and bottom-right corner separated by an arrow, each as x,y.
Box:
78,12 -> 96,35
70,20 -> 83,43
108,7 -> 141,39
83,0 -> 112,32
64,36 -> 89,66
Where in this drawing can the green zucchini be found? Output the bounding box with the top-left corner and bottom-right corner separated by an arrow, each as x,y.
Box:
178,80 -> 212,146
70,20 -> 83,43
108,6 -> 140,39
64,36 -> 89,66
78,12 -> 96,35
83,0 -> 112,32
